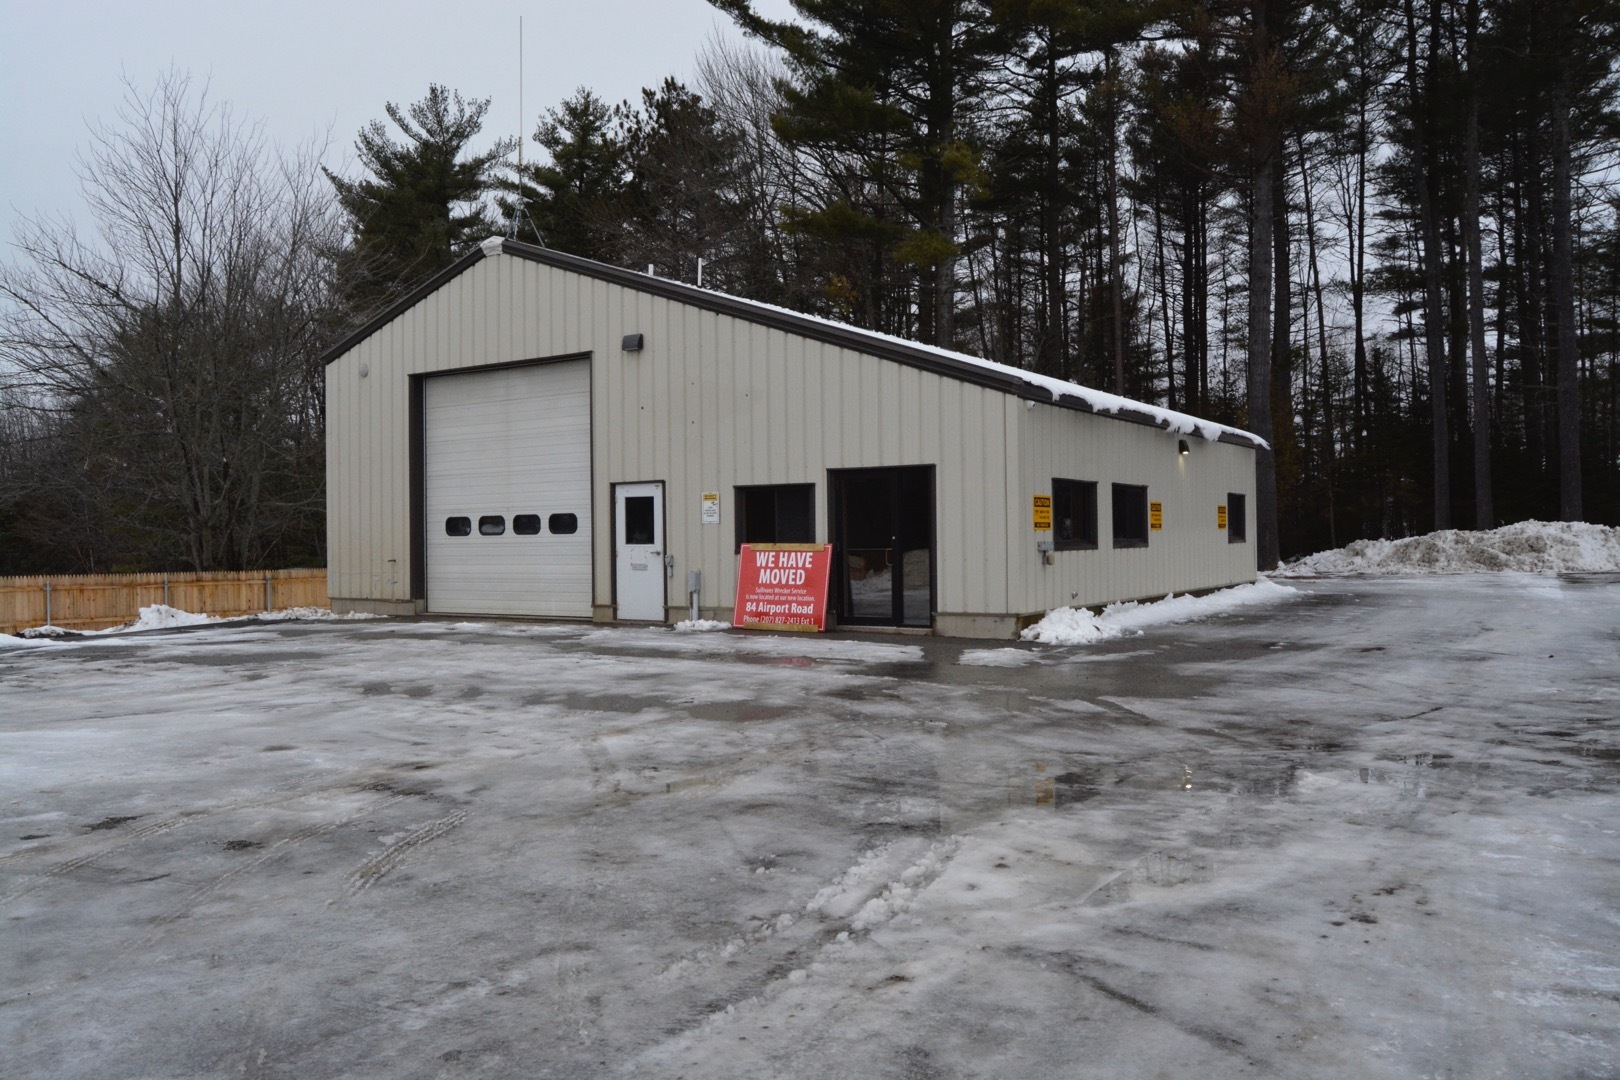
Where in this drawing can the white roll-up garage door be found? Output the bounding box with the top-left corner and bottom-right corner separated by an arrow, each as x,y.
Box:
423,359 -> 592,617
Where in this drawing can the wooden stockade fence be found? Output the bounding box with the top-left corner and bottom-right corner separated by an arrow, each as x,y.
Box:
0,569 -> 329,636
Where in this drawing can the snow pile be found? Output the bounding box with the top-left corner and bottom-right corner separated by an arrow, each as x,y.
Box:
120,604 -> 222,631
1020,578 -> 1298,646
1282,520 -> 1620,576
673,619 -> 731,633
17,624 -> 74,639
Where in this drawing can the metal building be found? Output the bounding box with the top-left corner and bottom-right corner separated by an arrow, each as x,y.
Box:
324,237 -> 1261,638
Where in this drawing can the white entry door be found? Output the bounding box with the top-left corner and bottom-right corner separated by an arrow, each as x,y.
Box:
614,482 -> 665,621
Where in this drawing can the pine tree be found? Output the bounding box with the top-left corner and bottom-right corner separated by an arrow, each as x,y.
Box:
502,88 -> 630,260
327,85 -> 510,313
617,79 -> 763,290
711,0 -> 1007,346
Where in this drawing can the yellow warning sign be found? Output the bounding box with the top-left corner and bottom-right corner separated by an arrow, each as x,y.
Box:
1217,504 -> 1228,529
1032,494 -> 1052,531
1149,501 -> 1164,530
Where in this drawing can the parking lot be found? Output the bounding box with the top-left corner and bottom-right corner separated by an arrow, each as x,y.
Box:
3,575 -> 1618,1078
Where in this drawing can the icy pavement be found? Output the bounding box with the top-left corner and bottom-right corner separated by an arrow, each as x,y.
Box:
2,576 -> 1617,1079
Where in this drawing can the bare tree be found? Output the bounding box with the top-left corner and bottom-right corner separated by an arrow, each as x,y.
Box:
0,69 -> 342,573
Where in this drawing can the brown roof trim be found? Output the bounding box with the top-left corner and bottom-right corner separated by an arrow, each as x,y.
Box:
322,238 -> 1263,450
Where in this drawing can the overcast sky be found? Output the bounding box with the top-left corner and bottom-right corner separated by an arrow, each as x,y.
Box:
0,0 -> 796,238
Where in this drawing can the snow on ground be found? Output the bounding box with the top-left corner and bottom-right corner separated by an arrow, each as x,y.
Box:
11,604 -> 380,641
673,618 -> 731,632
108,603 -> 220,631
3,576 -> 1618,1079
257,606 -> 383,623
957,647 -> 1041,667
1282,518 -> 1620,575
1020,577 -> 1298,646
0,632 -> 55,649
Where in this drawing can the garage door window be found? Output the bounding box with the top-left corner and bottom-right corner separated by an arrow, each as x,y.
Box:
478,515 -> 506,536
548,512 -> 578,535
513,514 -> 542,535
445,516 -> 471,537
1112,484 -> 1148,547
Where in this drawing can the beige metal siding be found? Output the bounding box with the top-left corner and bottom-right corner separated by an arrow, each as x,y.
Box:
327,249 -> 1249,631
1010,402 -> 1257,616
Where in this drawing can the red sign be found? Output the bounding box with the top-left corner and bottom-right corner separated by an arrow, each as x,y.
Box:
733,544 -> 833,632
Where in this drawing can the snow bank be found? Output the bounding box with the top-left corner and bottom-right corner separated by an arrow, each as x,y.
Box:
0,632 -> 58,648
256,607 -> 382,622
1020,578 -> 1298,646
6,604 -> 377,642
1281,520 -> 1620,576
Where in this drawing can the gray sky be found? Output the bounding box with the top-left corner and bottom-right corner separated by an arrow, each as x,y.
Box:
0,0 -> 796,236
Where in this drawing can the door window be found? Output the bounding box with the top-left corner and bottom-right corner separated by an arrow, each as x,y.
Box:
623,497 -> 656,545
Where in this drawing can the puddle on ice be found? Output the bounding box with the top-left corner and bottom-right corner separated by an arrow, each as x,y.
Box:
1085,849 -> 1214,905
1375,752 -> 1453,768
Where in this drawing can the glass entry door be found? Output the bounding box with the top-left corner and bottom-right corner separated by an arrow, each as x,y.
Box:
830,466 -> 934,627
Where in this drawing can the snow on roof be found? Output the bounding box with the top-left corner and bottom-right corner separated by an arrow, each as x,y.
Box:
641,259 -> 1263,448
326,238 -> 1262,448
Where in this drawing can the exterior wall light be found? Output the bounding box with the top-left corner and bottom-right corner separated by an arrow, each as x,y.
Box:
622,333 -> 644,352
1178,439 -> 1190,455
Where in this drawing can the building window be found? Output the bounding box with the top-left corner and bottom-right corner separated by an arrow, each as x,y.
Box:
1228,493 -> 1247,543
548,513 -> 578,535
735,484 -> 814,550
1112,484 -> 1148,548
445,516 -> 471,537
1052,479 -> 1098,550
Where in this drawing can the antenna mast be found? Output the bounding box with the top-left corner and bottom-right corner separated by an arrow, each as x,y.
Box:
507,14 -> 545,245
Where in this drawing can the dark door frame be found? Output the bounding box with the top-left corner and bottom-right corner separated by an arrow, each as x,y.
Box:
408,351 -> 593,605
610,479 -> 667,619
828,465 -> 936,628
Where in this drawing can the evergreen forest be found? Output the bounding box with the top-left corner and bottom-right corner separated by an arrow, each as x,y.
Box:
2,0 -> 1617,574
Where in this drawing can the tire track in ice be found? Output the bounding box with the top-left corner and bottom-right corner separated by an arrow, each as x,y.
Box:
806,835 -> 960,933
0,769 -> 349,907
638,836 -> 962,1069
655,836 -> 960,990
0,815 -> 191,906
127,792 -> 410,947
0,790 -> 413,1008
342,810 -> 467,896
